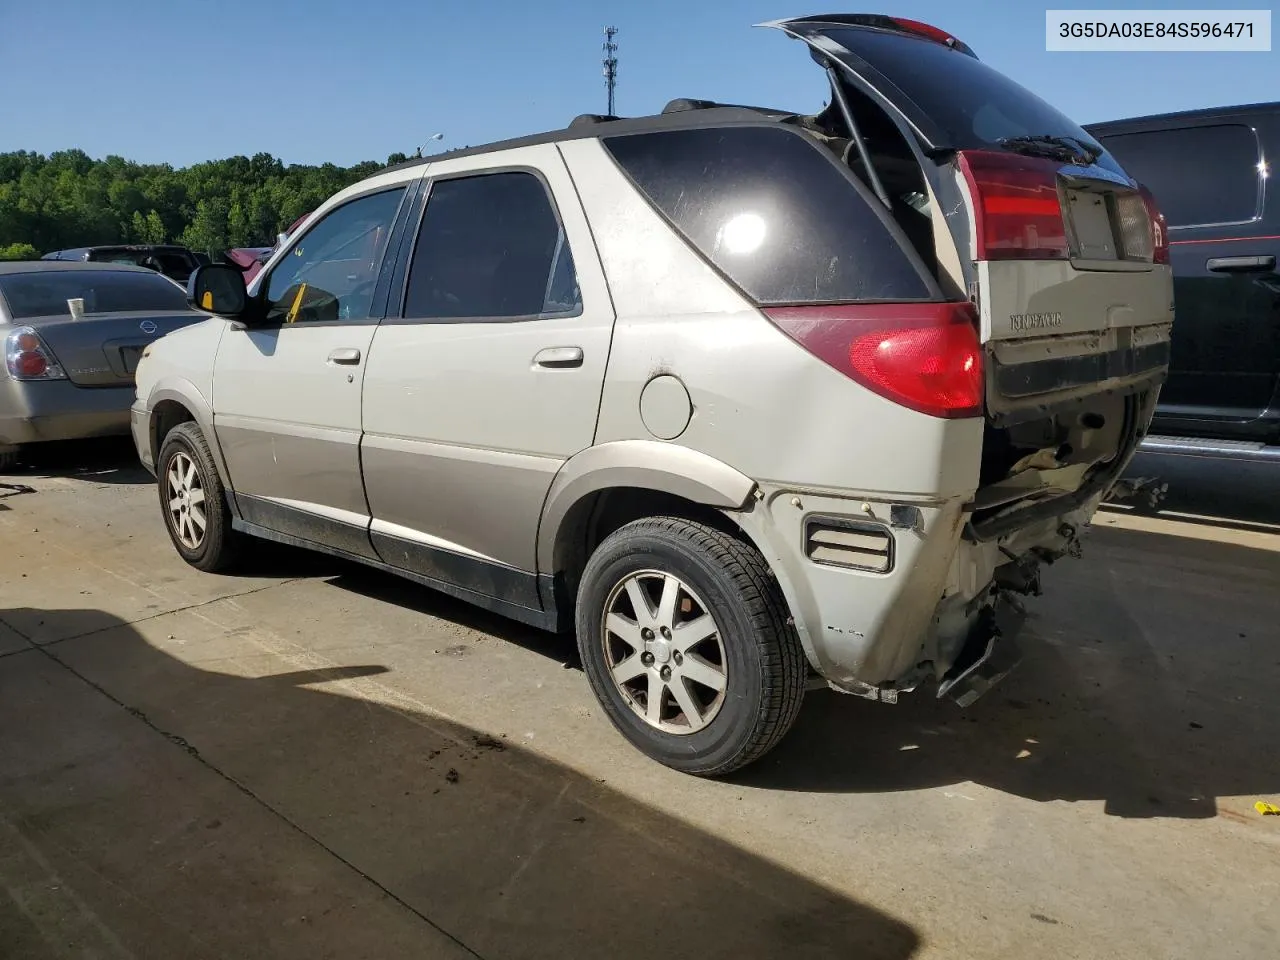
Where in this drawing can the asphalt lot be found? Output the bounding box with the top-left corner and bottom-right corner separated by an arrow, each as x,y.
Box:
2,440 -> 1278,960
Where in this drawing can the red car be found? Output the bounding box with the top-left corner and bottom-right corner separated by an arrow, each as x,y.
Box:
222,212 -> 311,287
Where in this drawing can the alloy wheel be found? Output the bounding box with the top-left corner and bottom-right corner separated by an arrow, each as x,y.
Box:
601,570 -> 728,735
166,451 -> 207,550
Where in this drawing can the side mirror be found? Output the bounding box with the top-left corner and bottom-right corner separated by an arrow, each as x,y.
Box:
276,232 -> 290,248
187,263 -> 248,317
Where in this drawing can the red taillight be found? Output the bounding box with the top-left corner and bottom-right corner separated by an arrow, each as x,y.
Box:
4,326 -> 65,381
14,351 -> 48,377
957,150 -> 1068,261
765,302 -> 984,419
889,17 -> 960,47
1139,185 -> 1169,264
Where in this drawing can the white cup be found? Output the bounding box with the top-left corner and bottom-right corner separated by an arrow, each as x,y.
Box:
67,298 -> 85,321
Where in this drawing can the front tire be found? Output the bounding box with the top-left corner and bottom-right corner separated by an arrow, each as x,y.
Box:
0,450 -> 19,472
156,422 -> 242,573
575,517 -> 806,776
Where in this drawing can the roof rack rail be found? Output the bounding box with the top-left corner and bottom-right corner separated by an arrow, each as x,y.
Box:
662,98 -> 718,114
661,98 -> 791,116
568,114 -> 622,128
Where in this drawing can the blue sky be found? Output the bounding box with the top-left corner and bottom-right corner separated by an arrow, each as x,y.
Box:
1,0 -> 1274,167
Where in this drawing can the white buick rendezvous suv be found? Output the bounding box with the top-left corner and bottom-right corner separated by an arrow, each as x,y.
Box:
132,14 -> 1173,774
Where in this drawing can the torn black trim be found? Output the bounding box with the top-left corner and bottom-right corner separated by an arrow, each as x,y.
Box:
993,341 -> 1171,400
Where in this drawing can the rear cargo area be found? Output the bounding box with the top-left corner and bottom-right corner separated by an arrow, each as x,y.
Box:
793,71 -> 1172,540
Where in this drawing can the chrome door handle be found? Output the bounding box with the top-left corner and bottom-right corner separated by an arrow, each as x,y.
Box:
533,346 -> 584,369
328,348 -> 362,365
1207,255 -> 1275,273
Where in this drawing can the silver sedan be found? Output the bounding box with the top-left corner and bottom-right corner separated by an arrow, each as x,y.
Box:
0,261 -> 207,470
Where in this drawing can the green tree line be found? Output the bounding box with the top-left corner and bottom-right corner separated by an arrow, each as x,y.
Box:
0,149 -> 412,261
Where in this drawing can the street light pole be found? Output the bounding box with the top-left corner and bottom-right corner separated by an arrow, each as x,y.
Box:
415,132 -> 444,158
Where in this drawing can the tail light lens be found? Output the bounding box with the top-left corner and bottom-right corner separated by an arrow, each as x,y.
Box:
957,150 -> 1068,261
765,302 -> 983,419
1115,187 -> 1169,264
1114,192 -> 1153,261
5,327 -> 67,381
888,17 -> 961,47
1139,185 -> 1169,264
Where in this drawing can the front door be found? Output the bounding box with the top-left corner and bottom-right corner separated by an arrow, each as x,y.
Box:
213,184 -> 410,556
360,147 -> 615,617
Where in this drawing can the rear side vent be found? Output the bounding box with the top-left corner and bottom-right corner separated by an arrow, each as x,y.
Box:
804,519 -> 894,573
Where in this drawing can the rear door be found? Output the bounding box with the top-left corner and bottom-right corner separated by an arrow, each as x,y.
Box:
1093,116 -> 1279,437
360,144 -> 614,616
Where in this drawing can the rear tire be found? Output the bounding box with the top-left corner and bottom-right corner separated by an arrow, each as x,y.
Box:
575,517 -> 806,776
156,422 -> 242,573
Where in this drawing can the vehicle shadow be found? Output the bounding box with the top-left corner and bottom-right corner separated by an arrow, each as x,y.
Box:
1,437 -> 150,485
0,481 -> 36,512
734,522 -> 1279,820
1122,450 -> 1280,528
326,564 -> 582,668
286,515 -> 1280,821
0,609 -> 919,960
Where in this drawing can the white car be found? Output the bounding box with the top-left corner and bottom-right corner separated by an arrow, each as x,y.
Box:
131,14 -> 1173,774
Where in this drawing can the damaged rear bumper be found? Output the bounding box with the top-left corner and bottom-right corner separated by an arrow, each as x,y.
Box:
936,593 -> 1026,707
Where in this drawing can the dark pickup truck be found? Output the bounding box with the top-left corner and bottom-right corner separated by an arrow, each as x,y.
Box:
1088,103 -> 1279,464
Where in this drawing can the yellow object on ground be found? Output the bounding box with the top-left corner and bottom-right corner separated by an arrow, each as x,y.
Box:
1255,801 -> 1280,816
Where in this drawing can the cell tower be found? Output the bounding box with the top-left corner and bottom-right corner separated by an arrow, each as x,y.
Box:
603,26 -> 619,117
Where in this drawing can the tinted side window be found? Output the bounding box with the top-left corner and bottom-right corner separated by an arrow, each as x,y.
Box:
403,172 -> 581,320
1098,125 -> 1261,227
604,126 -> 931,305
265,187 -> 405,324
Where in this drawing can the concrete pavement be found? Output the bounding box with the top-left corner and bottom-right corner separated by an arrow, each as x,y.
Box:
2,440 -> 1278,959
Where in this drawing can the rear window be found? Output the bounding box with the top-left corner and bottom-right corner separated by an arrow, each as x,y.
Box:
0,270 -> 189,320
1094,125 -> 1261,227
604,125 -> 932,305
821,28 -> 1120,171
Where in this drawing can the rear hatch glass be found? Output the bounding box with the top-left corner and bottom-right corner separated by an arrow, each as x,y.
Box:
787,23 -> 1122,173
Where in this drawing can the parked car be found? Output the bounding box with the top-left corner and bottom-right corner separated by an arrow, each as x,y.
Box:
41,244 -> 207,285
1087,103 -> 1279,462
0,262 -> 208,470
221,246 -> 274,286
132,13 -> 1171,774
222,214 -> 313,287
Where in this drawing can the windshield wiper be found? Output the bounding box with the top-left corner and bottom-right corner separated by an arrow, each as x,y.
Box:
997,134 -> 1101,165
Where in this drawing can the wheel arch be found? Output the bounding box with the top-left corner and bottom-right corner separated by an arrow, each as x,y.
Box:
538,441 -> 758,601
147,382 -> 235,505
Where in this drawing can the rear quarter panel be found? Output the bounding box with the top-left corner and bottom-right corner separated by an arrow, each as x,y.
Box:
558,137 -> 983,502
